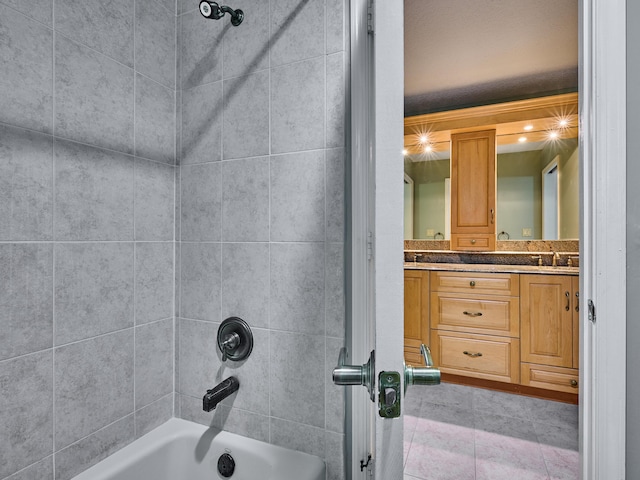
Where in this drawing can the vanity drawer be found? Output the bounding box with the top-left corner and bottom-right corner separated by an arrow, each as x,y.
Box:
431,293 -> 519,337
431,330 -> 520,383
521,363 -> 579,394
430,271 -> 519,296
451,234 -> 496,252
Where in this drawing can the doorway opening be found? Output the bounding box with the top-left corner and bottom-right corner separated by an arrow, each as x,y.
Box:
401,2 -> 580,479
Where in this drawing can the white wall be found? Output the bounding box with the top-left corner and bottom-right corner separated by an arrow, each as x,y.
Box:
627,0 -> 640,475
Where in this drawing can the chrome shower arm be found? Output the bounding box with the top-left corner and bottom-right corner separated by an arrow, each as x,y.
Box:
199,1 -> 244,26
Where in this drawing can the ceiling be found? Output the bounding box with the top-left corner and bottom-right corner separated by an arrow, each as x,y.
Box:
404,0 -> 579,116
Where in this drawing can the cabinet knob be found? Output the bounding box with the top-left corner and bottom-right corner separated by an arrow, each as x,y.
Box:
469,281 -> 476,287
470,239 -> 476,244
570,379 -> 578,387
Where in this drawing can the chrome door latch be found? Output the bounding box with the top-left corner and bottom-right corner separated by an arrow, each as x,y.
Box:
588,299 -> 596,323
332,348 -> 376,402
404,344 -> 441,392
378,371 -> 401,418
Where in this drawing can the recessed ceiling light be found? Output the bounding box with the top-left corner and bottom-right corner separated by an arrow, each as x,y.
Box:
424,145 -> 432,152
518,136 -> 527,143
402,149 -> 408,156
549,131 -> 559,139
559,119 -> 569,127
419,135 -> 428,144
523,124 -> 533,131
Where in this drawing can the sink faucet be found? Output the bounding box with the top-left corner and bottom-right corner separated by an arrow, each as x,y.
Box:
203,376 -> 240,412
552,252 -> 561,267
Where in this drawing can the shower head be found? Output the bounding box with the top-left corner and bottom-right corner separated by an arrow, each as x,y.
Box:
199,1 -> 244,26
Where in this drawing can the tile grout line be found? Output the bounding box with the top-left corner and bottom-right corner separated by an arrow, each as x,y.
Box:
51,0 -> 57,472
267,0 -> 272,443
133,0 -> 138,438
172,1 -> 178,422
172,0 -> 177,420
176,1 -> 182,423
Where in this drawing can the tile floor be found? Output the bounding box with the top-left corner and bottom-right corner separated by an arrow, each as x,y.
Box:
403,383 -> 579,480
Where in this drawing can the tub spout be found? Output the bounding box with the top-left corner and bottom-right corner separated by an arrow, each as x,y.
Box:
203,376 -> 240,412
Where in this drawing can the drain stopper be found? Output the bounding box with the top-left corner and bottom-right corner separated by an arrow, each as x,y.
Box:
217,453 -> 235,477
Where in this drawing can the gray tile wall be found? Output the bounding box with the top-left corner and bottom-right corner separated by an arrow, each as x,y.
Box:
1,0 -> 349,478
176,1 -> 347,479
0,0 -> 177,478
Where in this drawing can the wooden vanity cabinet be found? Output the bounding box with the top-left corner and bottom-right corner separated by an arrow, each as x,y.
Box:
429,271 -> 520,383
450,129 -> 496,251
404,268 -> 580,397
520,274 -> 580,393
404,270 -> 430,365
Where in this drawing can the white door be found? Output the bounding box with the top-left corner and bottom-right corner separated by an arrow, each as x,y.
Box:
353,1 -> 626,479
371,2 -> 405,478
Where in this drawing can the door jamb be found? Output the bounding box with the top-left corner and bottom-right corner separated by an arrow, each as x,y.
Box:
579,0 -> 626,478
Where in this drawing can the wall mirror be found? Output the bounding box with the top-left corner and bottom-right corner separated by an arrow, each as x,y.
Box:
403,93 -> 578,241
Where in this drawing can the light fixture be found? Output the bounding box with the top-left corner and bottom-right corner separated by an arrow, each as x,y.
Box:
419,135 -> 428,144
518,136 -> 527,143
549,131 -> 559,139
558,119 -> 569,127
424,145 -> 432,152
402,149 -> 408,156
523,124 -> 533,131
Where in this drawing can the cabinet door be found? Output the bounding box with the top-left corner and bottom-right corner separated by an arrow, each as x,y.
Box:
450,129 -> 496,250
521,274 -> 573,367
404,270 -> 429,365
572,276 -> 579,369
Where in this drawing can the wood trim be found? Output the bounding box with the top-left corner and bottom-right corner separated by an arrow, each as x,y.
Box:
441,373 -> 579,404
404,93 -> 579,136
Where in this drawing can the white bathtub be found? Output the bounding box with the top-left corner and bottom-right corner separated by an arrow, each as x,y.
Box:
71,418 -> 326,480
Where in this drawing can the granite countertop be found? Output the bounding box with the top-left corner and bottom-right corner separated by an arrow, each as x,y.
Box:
404,262 -> 579,276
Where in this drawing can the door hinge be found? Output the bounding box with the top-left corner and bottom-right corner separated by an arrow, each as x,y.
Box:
360,453 -> 374,474
360,454 -> 372,471
367,0 -> 374,34
367,231 -> 373,260
588,299 -> 596,323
